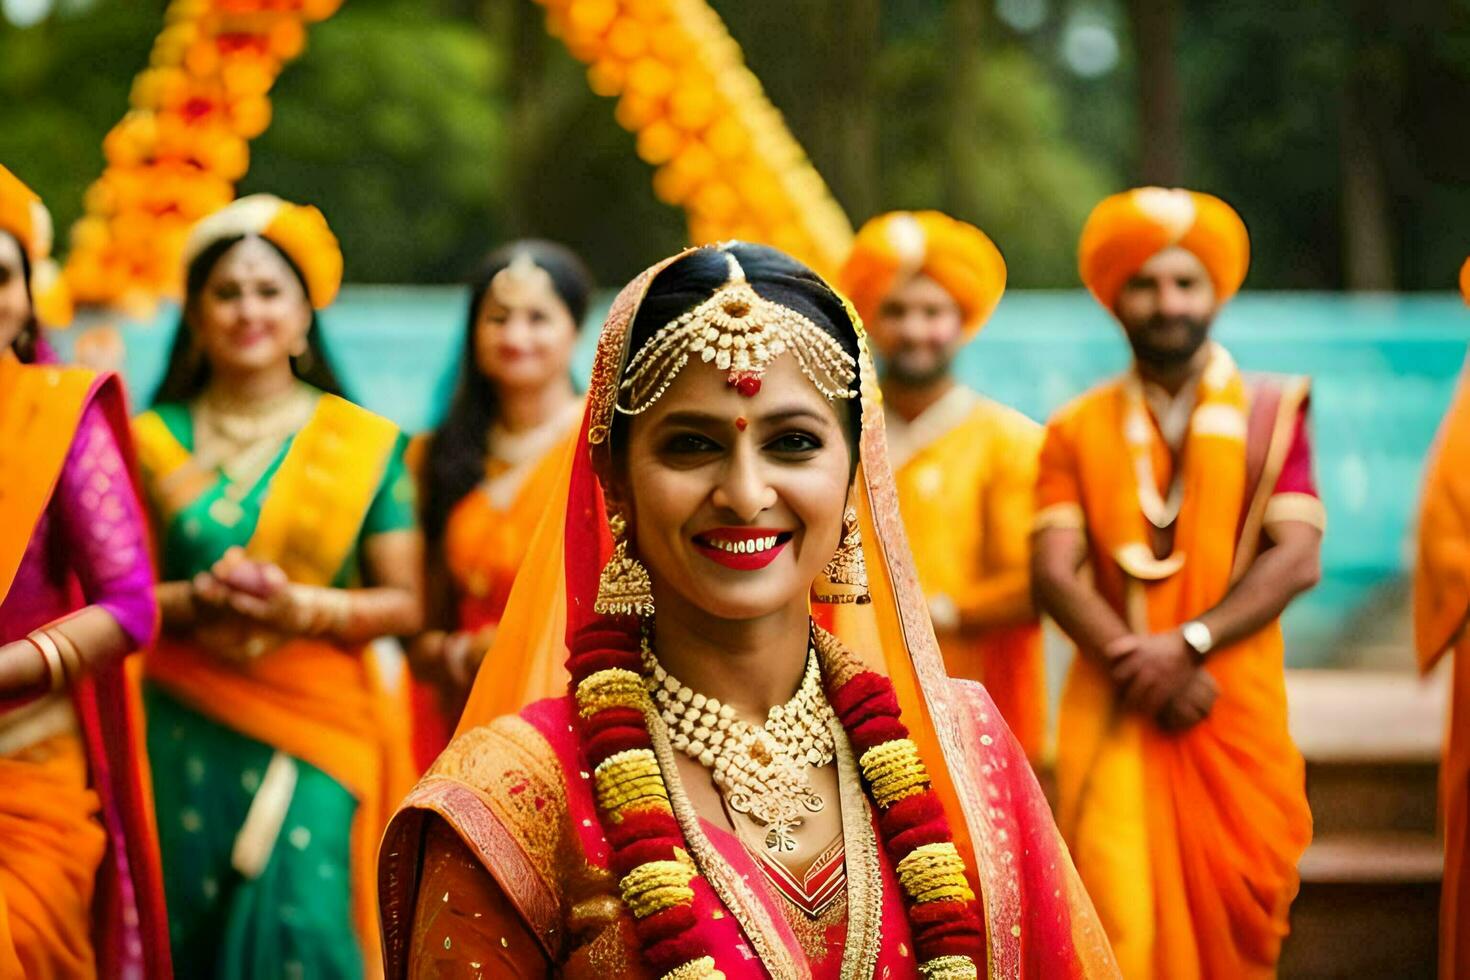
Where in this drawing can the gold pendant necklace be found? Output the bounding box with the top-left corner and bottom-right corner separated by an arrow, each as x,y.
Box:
641,634 -> 836,853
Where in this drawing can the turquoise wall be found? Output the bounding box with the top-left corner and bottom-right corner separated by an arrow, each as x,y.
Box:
58,288 -> 1467,667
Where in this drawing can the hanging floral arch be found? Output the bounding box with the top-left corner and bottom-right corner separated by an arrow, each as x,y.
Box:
62,0 -> 853,314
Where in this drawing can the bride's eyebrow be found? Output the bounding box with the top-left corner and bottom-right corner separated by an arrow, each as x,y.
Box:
656,407 -> 831,430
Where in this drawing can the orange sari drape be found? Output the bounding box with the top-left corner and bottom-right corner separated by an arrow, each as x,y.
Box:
0,735 -> 107,980
1,351 -> 171,979
408,427 -> 579,770
1040,349 -> 1312,979
1413,358 -> 1470,980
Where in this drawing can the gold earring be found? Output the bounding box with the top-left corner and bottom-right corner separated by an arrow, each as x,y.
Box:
594,512 -> 655,617
813,506 -> 871,605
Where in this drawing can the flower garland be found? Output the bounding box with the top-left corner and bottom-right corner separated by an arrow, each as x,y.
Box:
531,0 -> 855,282
569,616 -> 987,979
570,620 -> 722,978
828,667 -> 988,979
63,0 -> 342,313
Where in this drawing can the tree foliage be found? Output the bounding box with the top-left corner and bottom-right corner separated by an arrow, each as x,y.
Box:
2,0 -> 1466,290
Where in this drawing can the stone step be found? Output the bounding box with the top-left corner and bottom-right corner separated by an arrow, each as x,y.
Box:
1304,757 -> 1440,836
1283,832 -> 1441,979
1298,831 -> 1443,884
1286,667 -> 1446,765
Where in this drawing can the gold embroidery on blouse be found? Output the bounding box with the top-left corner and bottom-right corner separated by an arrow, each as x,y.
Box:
431,717 -> 570,897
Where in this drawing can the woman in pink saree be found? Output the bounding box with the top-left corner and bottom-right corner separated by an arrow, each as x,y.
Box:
0,163 -> 171,979
378,244 -> 1117,979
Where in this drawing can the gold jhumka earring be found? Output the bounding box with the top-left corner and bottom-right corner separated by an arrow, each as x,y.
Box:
594,512 -> 656,617
812,506 -> 871,604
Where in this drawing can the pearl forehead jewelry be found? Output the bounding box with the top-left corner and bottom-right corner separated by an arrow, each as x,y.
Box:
641,634 -> 836,854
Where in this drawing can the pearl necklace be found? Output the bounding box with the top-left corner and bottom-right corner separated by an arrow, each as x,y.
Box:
641,636 -> 836,853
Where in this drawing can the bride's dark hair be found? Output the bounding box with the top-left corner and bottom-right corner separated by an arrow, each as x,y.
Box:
614,242 -> 864,458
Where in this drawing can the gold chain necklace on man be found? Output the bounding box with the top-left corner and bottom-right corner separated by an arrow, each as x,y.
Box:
641,634 -> 837,854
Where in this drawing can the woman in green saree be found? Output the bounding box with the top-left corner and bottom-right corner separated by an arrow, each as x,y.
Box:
133,195 -> 424,979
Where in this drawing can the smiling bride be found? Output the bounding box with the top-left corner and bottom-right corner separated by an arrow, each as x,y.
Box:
377,243 -> 1118,979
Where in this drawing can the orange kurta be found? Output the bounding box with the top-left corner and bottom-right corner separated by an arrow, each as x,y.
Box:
1038,347 -> 1317,979
1413,355 -> 1470,980
887,385 -> 1047,760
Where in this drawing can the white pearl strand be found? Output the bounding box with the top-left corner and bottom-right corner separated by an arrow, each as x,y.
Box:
640,635 -> 837,853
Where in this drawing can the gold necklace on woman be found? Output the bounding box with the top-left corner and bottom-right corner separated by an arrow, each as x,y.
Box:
641,635 -> 837,854
192,382 -> 317,526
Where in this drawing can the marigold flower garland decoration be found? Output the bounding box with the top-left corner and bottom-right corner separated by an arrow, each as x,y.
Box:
63,0 -> 342,313
569,614 -> 988,979
531,0 -> 855,281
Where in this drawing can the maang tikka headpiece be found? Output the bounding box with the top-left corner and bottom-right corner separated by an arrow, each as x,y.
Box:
615,250 -> 859,414
490,251 -> 555,301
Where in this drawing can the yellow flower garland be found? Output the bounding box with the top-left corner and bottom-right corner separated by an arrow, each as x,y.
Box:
661,957 -> 725,980
532,0 -> 854,281
593,747 -> 670,814
619,855 -> 698,917
63,0 -> 342,313
859,737 -> 931,807
895,842 -> 977,904
577,667 -> 650,718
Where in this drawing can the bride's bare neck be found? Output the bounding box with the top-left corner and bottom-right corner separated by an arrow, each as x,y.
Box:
648,597 -> 811,721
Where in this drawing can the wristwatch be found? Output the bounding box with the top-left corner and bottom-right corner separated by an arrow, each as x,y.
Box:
1181,620 -> 1214,660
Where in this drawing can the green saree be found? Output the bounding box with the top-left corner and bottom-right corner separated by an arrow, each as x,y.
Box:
136,391 -> 414,979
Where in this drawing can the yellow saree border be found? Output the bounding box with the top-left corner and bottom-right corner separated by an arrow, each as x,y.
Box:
250,394 -> 398,585
0,353 -> 98,600
131,409 -> 220,531
135,394 -> 397,583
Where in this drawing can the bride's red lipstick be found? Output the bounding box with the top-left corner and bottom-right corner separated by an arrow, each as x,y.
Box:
692,527 -> 793,571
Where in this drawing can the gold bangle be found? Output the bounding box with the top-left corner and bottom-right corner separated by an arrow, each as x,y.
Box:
27,633 -> 66,692
49,628 -> 85,682
289,586 -> 352,637
328,589 -> 352,635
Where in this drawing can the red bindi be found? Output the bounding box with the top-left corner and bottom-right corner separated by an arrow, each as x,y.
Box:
734,416 -> 749,431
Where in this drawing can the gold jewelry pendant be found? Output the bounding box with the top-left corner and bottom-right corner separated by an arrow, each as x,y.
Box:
812,506 -> 871,605
595,512 -> 655,617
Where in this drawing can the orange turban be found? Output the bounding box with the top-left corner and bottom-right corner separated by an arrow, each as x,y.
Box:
1078,187 -> 1249,311
183,194 -> 343,309
0,164 -> 49,261
838,210 -> 1006,340
0,164 -> 72,326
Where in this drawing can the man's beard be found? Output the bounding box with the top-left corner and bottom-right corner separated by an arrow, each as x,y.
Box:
883,345 -> 954,387
1125,314 -> 1212,370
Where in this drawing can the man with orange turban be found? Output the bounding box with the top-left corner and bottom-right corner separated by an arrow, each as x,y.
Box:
1032,187 -> 1323,978
1413,256 -> 1470,979
840,210 -> 1047,760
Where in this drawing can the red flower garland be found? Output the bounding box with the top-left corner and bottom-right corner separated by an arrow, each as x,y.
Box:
569,614 -> 988,978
